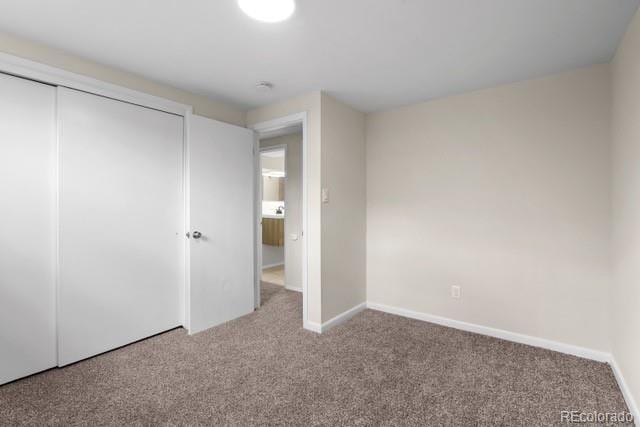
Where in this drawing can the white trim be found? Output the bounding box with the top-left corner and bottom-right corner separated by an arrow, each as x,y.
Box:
310,300 -> 638,419
366,302 -> 611,363
253,133 -> 262,310
609,356 -> 640,422
317,302 -> 367,333
262,262 -> 284,270
305,321 -> 322,334
53,86 -> 61,366
285,286 -> 302,293
0,52 -> 191,116
250,112 -> 309,332
251,112 -> 308,135
301,302 -> 367,334
182,111 -> 192,331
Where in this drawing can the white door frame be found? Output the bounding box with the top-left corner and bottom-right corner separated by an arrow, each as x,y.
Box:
0,53 -> 193,344
250,113 -> 309,330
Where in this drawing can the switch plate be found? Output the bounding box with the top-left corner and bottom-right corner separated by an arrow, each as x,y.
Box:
290,233 -> 298,241
451,285 -> 461,299
322,188 -> 329,203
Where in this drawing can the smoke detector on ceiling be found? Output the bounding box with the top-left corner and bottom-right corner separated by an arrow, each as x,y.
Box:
255,81 -> 274,92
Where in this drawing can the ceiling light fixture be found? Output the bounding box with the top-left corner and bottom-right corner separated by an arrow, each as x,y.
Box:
238,0 -> 295,23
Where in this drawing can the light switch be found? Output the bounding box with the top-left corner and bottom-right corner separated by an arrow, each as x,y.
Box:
290,233 -> 298,241
322,187 -> 329,203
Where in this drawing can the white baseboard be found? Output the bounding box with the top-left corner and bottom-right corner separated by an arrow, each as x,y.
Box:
304,300 -> 637,417
304,321 -> 321,333
609,356 -> 639,421
366,301 -> 610,363
368,302 -> 640,421
321,302 -> 367,332
304,302 -> 367,334
285,286 -> 302,293
262,262 -> 284,270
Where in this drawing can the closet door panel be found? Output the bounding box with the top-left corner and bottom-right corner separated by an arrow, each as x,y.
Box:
58,88 -> 183,366
0,73 -> 57,384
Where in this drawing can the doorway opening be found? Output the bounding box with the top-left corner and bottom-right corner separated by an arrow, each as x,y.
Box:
260,146 -> 286,287
251,113 -> 308,328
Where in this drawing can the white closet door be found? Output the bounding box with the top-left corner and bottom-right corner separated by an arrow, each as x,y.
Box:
58,88 -> 183,366
0,73 -> 57,385
188,115 -> 255,334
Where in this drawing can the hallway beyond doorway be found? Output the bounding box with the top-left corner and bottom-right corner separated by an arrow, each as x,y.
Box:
262,265 -> 284,287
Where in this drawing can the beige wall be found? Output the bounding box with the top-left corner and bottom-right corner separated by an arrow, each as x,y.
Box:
366,64 -> 612,352
320,94 -> 367,321
261,154 -> 285,173
261,133 -> 304,289
247,92 -> 367,325
0,31 -> 245,126
261,176 -> 284,202
611,8 -> 640,414
247,92 -> 323,325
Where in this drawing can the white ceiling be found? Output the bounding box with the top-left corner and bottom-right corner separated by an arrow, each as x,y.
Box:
0,0 -> 637,112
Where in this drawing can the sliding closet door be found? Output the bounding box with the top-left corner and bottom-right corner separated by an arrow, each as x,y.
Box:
0,73 -> 57,385
58,88 -> 183,366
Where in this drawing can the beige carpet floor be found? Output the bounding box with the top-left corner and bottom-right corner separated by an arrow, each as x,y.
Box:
0,283 -> 631,426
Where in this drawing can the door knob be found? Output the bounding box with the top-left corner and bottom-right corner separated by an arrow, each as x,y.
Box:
192,231 -> 202,239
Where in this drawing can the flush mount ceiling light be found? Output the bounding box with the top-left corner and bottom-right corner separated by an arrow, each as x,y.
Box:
238,0 -> 295,23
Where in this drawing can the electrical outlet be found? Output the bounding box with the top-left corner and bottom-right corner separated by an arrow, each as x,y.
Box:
451,285 -> 461,299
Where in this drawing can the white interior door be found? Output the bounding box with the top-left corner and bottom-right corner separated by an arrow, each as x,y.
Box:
58,87 -> 184,366
188,115 -> 255,334
0,73 -> 57,384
